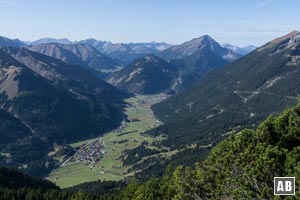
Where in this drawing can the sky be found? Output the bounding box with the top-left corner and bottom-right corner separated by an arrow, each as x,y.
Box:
0,0 -> 299,46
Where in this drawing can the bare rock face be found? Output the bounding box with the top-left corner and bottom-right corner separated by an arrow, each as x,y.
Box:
258,31 -> 300,55
0,66 -> 21,99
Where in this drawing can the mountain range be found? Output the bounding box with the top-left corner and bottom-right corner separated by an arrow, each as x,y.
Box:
222,43 -> 257,55
107,35 -> 242,94
0,35 -> 249,89
0,34 -> 246,176
29,38 -> 72,45
79,39 -> 172,64
28,43 -> 122,77
1,31 -> 295,191
29,38 -> 171,65
0,36 -> 25,47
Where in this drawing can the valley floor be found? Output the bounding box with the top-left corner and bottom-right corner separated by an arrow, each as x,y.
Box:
47,94 -> 166,188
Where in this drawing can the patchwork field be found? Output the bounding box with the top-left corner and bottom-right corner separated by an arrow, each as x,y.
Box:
47,94 -> 166,188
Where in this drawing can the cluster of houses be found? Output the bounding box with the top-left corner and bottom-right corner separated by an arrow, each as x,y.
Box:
75,140 -> 106,165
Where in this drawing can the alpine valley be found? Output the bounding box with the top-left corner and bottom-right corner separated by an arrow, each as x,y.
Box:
1,30 -> 300,200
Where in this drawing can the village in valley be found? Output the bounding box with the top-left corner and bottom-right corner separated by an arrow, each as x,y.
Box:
48,94 -> 166,188
61,94 -> 167,168
73,139 -> 106,166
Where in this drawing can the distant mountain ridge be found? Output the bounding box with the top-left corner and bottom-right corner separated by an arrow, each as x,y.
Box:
25,37 -> 172,65
79,39 -> 172,64
0,36 -> 25,47
28,43 -> 122,77
108,35 -> 242,94
222,43 -> 257,55
29,38 -> 72,45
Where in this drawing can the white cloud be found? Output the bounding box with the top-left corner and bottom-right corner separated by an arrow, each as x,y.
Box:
256,0 -> 272,8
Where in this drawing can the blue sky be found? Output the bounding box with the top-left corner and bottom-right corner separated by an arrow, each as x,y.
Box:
0,0 -> 299,46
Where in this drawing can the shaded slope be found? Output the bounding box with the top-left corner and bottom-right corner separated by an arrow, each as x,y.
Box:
0,47 -> 127,175
107,55 -> 177,94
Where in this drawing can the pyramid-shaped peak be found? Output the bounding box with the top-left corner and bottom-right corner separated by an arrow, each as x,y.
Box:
189,35 -> 216,45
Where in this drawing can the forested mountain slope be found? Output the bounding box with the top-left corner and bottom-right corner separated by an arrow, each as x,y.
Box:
121,101 -> 300,199
0,47 -> 127,176
151,31 -> 300,149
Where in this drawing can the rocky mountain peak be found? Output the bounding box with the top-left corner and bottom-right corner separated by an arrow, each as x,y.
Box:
288,31 -> 300,48
260,31 -> 300,53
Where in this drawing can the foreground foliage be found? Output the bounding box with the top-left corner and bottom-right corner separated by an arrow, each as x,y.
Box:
121,103 -> 300,199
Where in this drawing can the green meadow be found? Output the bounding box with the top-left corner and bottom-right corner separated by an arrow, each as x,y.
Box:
47,95 -> 165,188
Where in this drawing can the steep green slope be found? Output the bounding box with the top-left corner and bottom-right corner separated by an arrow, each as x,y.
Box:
120,102 -> 300,199
0,110 -> 31,149
151,31 -> 300,149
